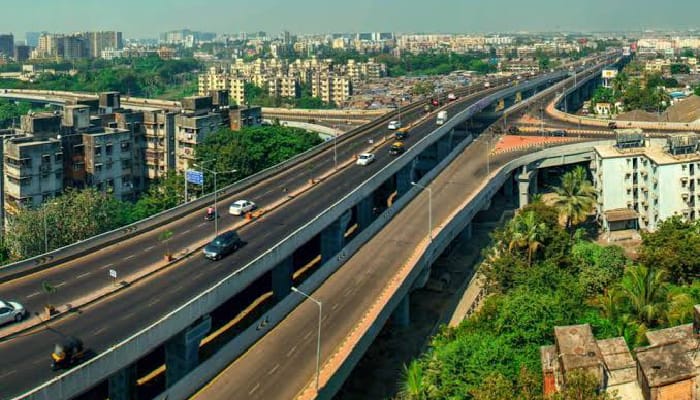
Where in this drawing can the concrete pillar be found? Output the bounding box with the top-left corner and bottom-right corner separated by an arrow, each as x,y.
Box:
108,364 -> 137,400
356,196 -> 373,230
391,294 -> 410,327
165,315 -> 212,387
272,256 -> 293,301
481,198 -> 492,212
320,210 -> 351,262
502,172 -> 514,200
396,162 -> 414,198
437,135 -> 451,161
518,166 -> 533,209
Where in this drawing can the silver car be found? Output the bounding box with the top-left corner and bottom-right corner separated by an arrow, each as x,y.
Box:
0,300 -> 26,326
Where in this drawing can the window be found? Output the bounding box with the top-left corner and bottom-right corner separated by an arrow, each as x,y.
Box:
42,154 -> 51,165
55,153 -> 63,163
122,160 -> 131,169
94,145 -> 102,157
106,161 -> 113,170
106,179 -> 114,188
55,171 -> 62,180
95,164 -> 103,173
105,143 -> 113,156
120,141 -> 131,152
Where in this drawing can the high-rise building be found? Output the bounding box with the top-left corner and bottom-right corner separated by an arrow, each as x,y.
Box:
0,34 -> 13,58
25,32 -> 41,47
86,31 -> 123,58
13,45 -> 30,62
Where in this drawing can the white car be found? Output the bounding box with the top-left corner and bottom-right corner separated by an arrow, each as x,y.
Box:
229,200 -> 256,216
0,300 -> 26,326
356,153 -> 376,166
387,120 -> 401,130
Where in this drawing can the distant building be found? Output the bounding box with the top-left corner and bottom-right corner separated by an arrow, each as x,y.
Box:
0,34 -> 13,59
86,31 -> 123,58
311,74 -> 352,106
229,106 -> 261,131
25,32 -> 41,48
13,44 -> 30,62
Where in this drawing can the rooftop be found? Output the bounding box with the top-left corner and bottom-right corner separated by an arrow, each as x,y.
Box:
595,141 -> 700,165
554,324 -> 603,372
604,208 -> 639,223
636,342 -> 697,388
597,337 -> 635,372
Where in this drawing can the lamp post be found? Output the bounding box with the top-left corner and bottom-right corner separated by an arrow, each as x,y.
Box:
43,207 -> 48,253
333,133 -> 338,170
193,164 -> 236,236
411,182 -> 432,242
291,286 -> 322,392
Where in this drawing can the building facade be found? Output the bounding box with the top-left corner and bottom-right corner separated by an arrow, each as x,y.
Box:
594,135 -> 700,233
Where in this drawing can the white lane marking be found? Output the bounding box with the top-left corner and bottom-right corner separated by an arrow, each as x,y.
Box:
174,285 -> 184,292
332,303 -> 339,311
55,281 -> 66,288
120,312 -> 135,321
286,345 -> 297,357
125,255 -> 135,260
0,369 -> 16,379
26,291 -> 41,299
93,327 -> 107,336
76,272 -> 91,279
101,263 -> 114,270
147,298 -> 161,307
198,223 -> 207,227
144,246 -> 154,252
267,364 -> 280,376
304,330 -> 313,340
248,383 -> 260,395
343,288 -> 353,297
322,315 -> 329,323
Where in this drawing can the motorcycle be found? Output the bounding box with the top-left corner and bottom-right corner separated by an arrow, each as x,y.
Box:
204,208 -> 217,221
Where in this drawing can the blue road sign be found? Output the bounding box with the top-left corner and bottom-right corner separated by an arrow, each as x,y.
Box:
186,170 -> 204,185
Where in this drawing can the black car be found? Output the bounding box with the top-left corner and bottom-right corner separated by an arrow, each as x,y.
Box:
551,130 -> 567,137
203,230 -> 243,260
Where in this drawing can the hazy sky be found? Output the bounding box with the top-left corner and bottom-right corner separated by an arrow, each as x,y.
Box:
3,0 -> 700,39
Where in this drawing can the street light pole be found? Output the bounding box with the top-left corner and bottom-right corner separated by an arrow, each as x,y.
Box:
411,182 -> 432,242
333,133 -> 338,170
291,287 -> 322,393
194,164 -> 236,236
43,207 -> 48,253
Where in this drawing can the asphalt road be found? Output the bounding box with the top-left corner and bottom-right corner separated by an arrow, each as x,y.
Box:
192,132 -> 532,400
0,85 -> 499,399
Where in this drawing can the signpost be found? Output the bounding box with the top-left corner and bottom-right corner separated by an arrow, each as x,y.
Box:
185,169 -> 204,202
109,269 -> 118,286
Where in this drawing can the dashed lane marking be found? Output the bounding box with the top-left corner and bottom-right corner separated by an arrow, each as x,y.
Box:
267,364 -> 280,376
286,345 -> 297,357
76,272 -> 91,279
26,291 -> 40,299
304,330 -> 313,340
248,383 -> 260,395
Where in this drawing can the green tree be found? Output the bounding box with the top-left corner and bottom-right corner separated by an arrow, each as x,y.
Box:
508,211 -> 549,267
550,369 -> 618,400
552,166 -> 596,234
638,216 -> 700,284
618,265 -> 667,327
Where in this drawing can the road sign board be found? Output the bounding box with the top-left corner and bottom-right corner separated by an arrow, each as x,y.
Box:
186,170 -> 204,185
109,269 -> 117,279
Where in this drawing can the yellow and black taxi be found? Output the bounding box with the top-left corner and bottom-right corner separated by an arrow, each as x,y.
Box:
389,142 -> 406,156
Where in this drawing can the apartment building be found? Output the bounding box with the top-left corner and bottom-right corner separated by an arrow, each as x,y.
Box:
268,76 -> 299,98
81,127 -> 135,200
0,34 -> 13,59
311,74 -> 352,106
594,134 -> 700,233
85,31 -> 123,58
175,95 -> 226,172
143,110 -> 176,180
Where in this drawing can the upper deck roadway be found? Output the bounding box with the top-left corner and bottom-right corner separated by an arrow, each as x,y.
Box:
0,78 -> 519,399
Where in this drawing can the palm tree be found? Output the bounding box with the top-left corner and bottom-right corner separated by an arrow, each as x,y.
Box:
399,361 -> 429,400
507,211 -> 548,267
552,166 -> 596,234
618,265 -> 667,326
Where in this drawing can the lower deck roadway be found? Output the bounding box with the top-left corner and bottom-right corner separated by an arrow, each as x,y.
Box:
192,134 -> 555,400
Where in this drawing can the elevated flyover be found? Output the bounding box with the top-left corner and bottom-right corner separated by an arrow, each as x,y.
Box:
1,55 -> 614,400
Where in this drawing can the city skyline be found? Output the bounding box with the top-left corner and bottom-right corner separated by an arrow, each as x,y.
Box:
2,0 -> 700,40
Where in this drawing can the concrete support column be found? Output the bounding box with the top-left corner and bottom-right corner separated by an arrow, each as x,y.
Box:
502,172 -> 514,200
391,293 -> 410,327
459,223 -> 472,241
320,210 -> 351,262
356,196 -> 374,231
396,162 -> 414,198
165,315 -> 212,387
437,135 -> 451,161
518,166 -> 533,209
272,256 -> 294,301
108,364 -> 137,400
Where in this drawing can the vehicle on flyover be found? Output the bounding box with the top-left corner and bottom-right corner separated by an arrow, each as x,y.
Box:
51,336 -> 87,371
0,300 -> 26,326
203,230 -> 244,260
389,142 -> 406,156
229,200 -> 256,216
356,153 -> 376,166
394,127 -> 410,141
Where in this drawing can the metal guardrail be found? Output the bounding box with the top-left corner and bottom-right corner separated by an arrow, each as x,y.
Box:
11,71 -> 575,400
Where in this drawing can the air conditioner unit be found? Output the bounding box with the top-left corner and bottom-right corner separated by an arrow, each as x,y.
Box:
187,134 -> 193,140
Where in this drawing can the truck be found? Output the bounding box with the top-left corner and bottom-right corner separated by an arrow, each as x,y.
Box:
436,110 -> 448,125
484,81 -> 491,89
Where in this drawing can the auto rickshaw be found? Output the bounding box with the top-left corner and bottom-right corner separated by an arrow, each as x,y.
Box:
51,336 -> 86,370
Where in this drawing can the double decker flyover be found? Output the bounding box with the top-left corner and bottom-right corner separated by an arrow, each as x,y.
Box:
0,72 -> 547,400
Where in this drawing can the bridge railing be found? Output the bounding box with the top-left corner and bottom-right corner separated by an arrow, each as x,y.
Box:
11,71 -> 572,400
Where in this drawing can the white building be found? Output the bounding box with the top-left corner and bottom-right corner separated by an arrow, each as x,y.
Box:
594,135 -> 700,232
